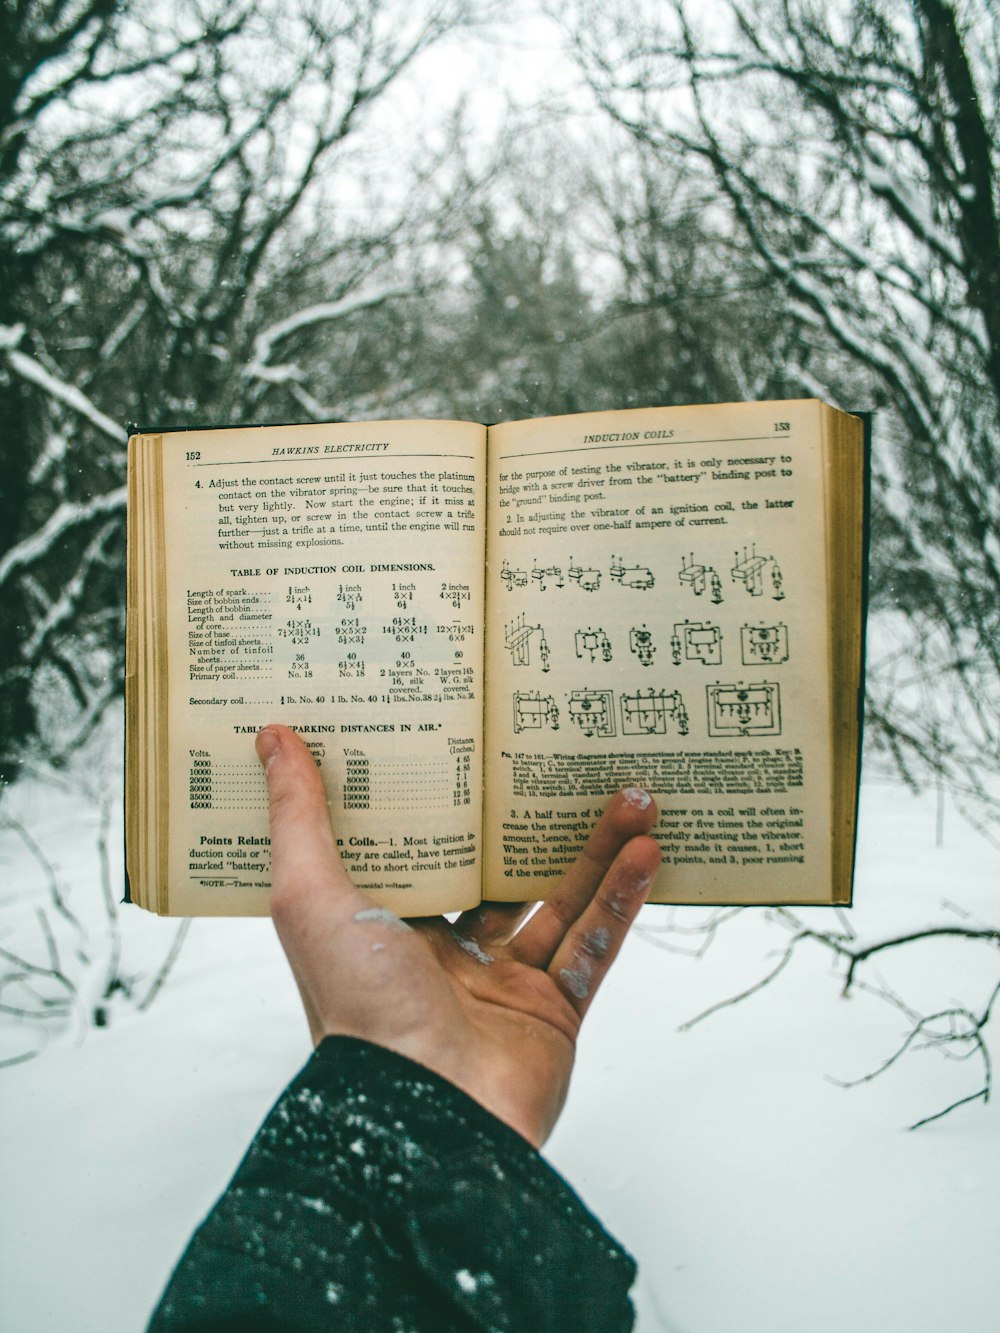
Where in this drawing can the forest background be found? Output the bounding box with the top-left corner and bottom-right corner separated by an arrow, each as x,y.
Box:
1,2 -> 998,1329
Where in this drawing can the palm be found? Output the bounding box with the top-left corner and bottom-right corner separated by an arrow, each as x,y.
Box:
260,724 -> 661,1147
417,920 -> 584,1144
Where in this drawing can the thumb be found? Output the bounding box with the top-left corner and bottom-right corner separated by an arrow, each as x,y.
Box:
256,725 -> 365,934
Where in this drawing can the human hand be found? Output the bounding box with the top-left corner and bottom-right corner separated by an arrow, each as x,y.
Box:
256,724 -> 662,1147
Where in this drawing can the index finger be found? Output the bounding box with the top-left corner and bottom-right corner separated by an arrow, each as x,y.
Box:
256,725 -> 367,936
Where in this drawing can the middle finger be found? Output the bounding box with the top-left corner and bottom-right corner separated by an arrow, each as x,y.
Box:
508,788 -> 658,968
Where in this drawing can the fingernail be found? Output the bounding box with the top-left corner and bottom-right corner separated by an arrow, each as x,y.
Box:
623,787 -> 652,809
256,727 -> 281,770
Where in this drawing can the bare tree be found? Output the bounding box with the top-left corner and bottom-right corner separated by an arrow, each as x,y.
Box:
0,737 -> 197,1067
571,141 -> 799,409
0,0 -> 480,771
554,0 -> 1000,1120
560,0 -> 1000,826
638,902 -> 1000,1127
413,123 -> 795,423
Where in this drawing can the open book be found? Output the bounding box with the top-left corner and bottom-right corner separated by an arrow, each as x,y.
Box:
126,400 -> 866,916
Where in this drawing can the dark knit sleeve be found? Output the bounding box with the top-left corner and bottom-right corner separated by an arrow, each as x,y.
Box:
147,1036 -> 637,1332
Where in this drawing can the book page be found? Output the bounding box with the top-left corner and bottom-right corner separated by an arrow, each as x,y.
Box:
483,400 -> 838,905
155,419 -> 485,916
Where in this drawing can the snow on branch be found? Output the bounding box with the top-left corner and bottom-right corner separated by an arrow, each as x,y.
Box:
3,338 -> 124,445
243,285 -> 411,386
23,521 -> 119,661
860,142 -> 965,271
0,489 -> 126,590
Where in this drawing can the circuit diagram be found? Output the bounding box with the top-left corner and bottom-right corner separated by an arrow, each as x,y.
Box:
496,554 -> 660,594
566,689 -> 616,738
568,560 -> 602,591
621,688 -> 689,737
706,681 -> 782,736
741,622 -> 789,665
505,614 -> 551,671
513,691 -> 559,733
531,562 -> 564,591
610,555 -> 654,590
500,559 -> 528,591
731,544 -> 785,599
493,545 -> 795,747
679,553 -> 724,603
671,620 -> 723,667
575,627 -> 613,663
629,625 -> 655,666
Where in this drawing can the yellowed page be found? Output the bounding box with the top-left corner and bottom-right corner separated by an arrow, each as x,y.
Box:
154,419 -> 485,916
484,400 -> 836,905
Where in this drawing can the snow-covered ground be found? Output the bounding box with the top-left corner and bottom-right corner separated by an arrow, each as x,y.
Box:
1,765 -> 998,1332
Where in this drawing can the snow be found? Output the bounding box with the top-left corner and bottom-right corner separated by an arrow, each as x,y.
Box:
0,489 -> 127,589
560,953 -> 594,998
353,906 -> 412,931
0,321 -> 26,350
456,933 -> 495,965
244,287 -> 411,388
1,772 -> 998,1332
455,1267 -> 479,1294
553,776 -> 1000,1332
5,347 -> 124,444
860,148 -> 964,270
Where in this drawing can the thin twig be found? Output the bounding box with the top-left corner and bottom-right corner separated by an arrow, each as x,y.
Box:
138,919 -> 192,1012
